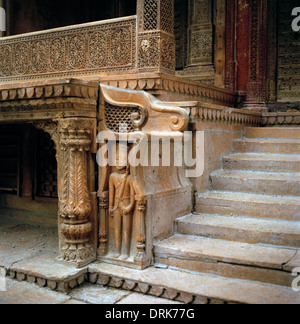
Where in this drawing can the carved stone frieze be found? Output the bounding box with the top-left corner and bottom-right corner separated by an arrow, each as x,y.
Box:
189,103 -> 262,126
261,112 -> 300,126
0,79 -> 98,121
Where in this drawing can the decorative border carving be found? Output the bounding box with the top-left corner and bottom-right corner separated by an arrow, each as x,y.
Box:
6,269 -> 88,293
101,75 -> 238,107
189,103 -> 261,125
261,112 -> 300,126
0,80 -> 98,101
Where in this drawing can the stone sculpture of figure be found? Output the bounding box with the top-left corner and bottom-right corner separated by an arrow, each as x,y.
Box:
109,144 -> 135,260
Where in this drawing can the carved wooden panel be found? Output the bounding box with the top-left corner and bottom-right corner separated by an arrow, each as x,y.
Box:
277,0 -> 300,102
0,17 -> 137,83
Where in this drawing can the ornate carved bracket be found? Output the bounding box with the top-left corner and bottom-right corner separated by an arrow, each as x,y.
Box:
100,84 -> 189,133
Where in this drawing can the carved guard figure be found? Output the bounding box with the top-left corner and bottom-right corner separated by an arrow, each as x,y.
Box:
109,144 -> 135,260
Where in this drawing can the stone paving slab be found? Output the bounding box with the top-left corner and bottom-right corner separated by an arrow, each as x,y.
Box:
0,279 -> 71,304
0,221 -> 58,270
69,283 -> 182,305
69,284 -> 131,304
0,223 -> 58,251
0,244 -> 44,269
9,253 -> 87,282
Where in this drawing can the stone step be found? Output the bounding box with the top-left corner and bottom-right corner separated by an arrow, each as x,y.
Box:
196,191 -> 300,221
210,170 -> 300,196
223,153 -> 300,173
176,213 -> 300,248
244,127 -> 300,140
88,263 -> 300,304
154,234 -> 298,287
234,138 -> 300,154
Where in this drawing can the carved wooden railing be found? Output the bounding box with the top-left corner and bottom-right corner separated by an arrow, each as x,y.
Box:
0,16 -> 137,83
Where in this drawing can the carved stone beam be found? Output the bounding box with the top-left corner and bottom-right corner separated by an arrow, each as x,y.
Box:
57,118 -> 96,268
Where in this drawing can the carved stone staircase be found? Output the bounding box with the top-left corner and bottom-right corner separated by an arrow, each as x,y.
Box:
4,127 -> 300,304
153,127 -> 300,302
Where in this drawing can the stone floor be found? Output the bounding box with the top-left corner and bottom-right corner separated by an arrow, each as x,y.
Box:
0,214 -> 58,270
0,213 -> 181,304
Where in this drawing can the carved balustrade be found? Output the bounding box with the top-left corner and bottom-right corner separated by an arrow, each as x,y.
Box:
0,16 -> 137,83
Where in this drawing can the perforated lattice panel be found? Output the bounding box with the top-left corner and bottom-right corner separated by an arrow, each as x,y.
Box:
105,103 -> 142,133
144,0 -> 158,31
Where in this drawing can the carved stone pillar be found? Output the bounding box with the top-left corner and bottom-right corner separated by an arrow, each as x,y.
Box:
137,0 -> 176,74
57,118 -> 97,268
178,0 -> 215,84
134,195 -> 147,263
215,0 -> 226,88
245,0 -> 268,110
98,191 -> 109,256
225,0 -> 236,91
